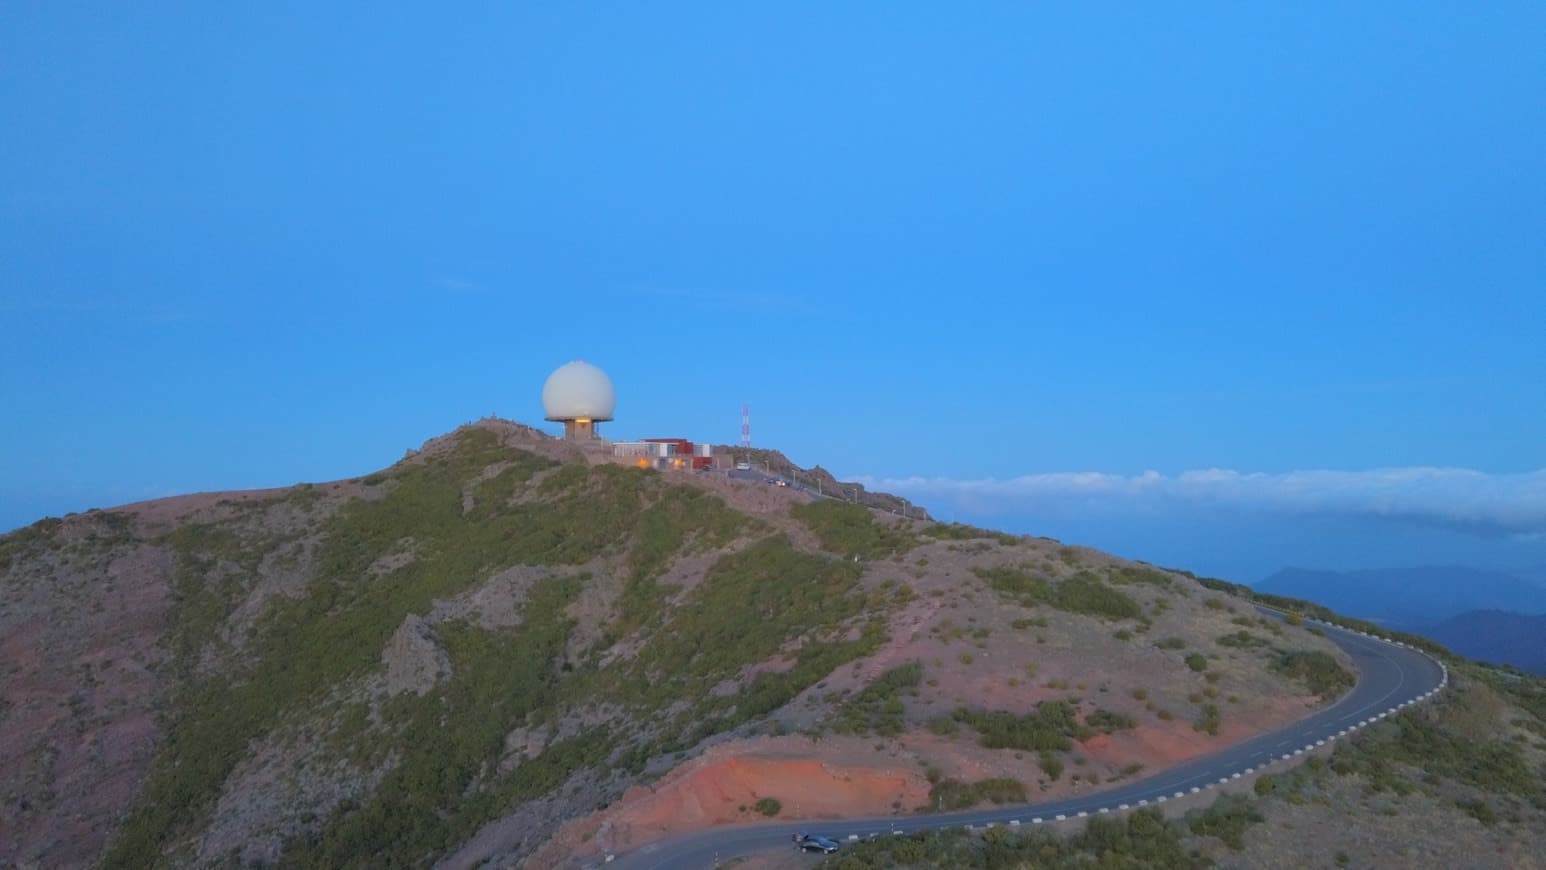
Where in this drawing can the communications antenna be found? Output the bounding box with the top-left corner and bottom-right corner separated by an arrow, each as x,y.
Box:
741,404 -> 751,448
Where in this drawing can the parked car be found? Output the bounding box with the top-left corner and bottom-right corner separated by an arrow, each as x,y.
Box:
794,833 -> 840,854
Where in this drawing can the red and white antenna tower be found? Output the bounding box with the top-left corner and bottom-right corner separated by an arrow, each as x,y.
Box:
740,403 -> 751,448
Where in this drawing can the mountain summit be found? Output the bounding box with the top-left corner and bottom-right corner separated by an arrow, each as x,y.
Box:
2,419 -> 1543,869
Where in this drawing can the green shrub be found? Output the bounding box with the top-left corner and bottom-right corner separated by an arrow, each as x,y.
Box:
1273,650 -> 1355,699
1456,797 -> 1498,827
1185,653 -> 1208,672
1039,751 -> 1065,781
755,797 -> 782,817
1086,709 -> 1138,733
1194,703 -> 1221,736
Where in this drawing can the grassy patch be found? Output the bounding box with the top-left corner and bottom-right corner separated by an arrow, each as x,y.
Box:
974,566 -> 1142,621
791,500 -> 917,559
920,522 -> 1019,546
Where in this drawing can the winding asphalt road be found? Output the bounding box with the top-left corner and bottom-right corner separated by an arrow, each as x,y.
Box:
605,611 -> 1447,869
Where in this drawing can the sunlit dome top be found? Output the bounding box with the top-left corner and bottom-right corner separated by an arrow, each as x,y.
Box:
542,360 -> 616,422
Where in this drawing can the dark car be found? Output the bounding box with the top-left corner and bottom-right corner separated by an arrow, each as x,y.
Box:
794,833 -> 840,854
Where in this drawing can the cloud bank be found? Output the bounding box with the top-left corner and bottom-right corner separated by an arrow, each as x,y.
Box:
856,467 -> 1546,536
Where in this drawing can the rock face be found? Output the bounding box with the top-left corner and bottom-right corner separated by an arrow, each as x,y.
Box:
383,614 -> 453,696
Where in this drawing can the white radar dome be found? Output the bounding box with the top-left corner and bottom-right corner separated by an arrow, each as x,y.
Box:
542,360 -> 616,421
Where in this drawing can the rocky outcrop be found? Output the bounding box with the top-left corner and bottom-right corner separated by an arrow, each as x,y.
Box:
382,615 -> 452,697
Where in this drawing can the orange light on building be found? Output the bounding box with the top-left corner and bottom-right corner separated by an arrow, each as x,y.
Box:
636,458 -> 649,468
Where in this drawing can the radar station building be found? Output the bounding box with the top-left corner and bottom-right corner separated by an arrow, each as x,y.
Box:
542,360 -> 616,441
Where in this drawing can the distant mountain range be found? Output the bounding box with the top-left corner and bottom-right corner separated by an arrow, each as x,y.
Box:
1420,610 -> 1546,676
1256,565 -> 1546,675
1256,565 -> 1546,629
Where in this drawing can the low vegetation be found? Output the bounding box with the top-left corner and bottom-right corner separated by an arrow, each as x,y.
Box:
1185,793 -> 1264,849
1330,707 -> 1540,800
1086,708 -> 1138,733
951,701 -> 1085,751
1194,703 -> 1221,736
921,522 -> 1019,546
926,777 -> 1027,810
754,797 -> 782,817
1216,629 -> 1269,650
832,662 -> 923,736
973,566 -> 1143,622
820,806 -> 1209,869
1273,650 -> 1355,699
791,500 -> 917,559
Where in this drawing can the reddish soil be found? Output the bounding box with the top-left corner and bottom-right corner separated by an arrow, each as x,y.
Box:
533,737 -> 930,865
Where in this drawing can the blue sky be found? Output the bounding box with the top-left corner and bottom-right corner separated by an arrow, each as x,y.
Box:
4,4 -> 1543,581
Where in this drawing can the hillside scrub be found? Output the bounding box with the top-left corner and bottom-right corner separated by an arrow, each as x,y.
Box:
974,566 -> 1143,621
832,662 -> 924,736
952,701 -> 1084,752
927,777 -> 1028,810
1194,703 -> 1222,736
791,500 -> 917,559
819,806 -> 1205,869
1330,707 -> 1540,800
921,522 -> 1019,546
1086,708 -> 1138,733
1185,793 -> 1264,849
1273,650 -> 1355,699
1181,571 -> 1456,660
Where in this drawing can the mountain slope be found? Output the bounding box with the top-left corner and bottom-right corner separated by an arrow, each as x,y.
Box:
2,419 -> 1543,870
1256,565 -> 1546,628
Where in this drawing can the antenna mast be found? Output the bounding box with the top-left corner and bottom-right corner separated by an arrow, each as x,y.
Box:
740,403 -> 751,448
